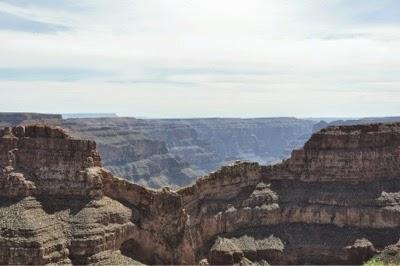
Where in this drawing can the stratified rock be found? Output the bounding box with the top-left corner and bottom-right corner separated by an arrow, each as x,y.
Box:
0,125 -> 185,265
280,123 -> 400,182
0,114 -> 317,188
209,235 -> 283,265
209,237 -> 244,265
177,123 -> 400,265
62,118 -> 200,188
60,117 -> 315,187
165,117 -> 314,169
1,123 -> 400,265
0,113 -> 61,128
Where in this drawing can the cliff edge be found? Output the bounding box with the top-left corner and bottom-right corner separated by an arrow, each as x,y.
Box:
1,123 -> 400,265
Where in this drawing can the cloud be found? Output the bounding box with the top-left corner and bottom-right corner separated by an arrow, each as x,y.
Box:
0,0 -> 399,117
0,0 -> 78,28
0,67 -> 107,81
0,11 -> 68,32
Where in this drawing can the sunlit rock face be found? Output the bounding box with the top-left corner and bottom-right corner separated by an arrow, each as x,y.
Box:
178,123 -> 400,265
1,123 -> 400,265
0,125 -> 185,265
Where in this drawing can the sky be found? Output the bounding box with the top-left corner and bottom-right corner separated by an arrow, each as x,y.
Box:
0,0 -> 399,118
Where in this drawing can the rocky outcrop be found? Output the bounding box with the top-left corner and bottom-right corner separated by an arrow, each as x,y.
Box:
0,125 -> 102,198
0,125 -> 105,264
1,123 -> 400,265
369,239 -> 400,265
281,123 -> 400,182
0,125 -> 186,265
176,123 -> 400,264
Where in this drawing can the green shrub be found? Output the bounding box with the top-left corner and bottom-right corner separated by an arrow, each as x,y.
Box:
364,258 -> 390,266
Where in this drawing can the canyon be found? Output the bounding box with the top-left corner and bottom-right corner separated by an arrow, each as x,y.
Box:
62,117 -> 314,188
0,113 -> 316,188
0,122 -> 400,265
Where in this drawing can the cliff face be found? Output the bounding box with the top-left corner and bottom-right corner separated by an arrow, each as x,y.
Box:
0,113 -> 315,188
0,125 -> 185,265
179,123 -> 400,264
60,117 -> 314,187
0,125 -> 102,198
163,118 -> 314,169
312,116 -> 400,132
62,118 -> 200,188
1,123 -> 400,265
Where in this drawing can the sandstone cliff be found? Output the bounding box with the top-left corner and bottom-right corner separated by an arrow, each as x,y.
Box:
0,125 -> 184,264
1,123 -> 400,265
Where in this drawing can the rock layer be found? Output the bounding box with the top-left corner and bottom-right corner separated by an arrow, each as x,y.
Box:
1,123 -> 400,265
61,118 -> 200,188
71,117 -> 314,169
0,114 -> 316,188
0,113 -> 61,128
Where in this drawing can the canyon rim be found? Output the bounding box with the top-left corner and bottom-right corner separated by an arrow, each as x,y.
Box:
1,0 -> 400,265
0,123 -> 400,265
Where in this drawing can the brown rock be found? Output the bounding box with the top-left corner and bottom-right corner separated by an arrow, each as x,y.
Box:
0,123 -> 400,264
345,238 -> 376,264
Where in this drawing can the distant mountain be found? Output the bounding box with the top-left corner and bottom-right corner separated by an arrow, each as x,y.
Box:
62,113 -> 118,119
0,112 -> 61,128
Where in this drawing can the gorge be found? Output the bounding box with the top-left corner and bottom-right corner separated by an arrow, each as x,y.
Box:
0,113 -> 316,188
1,123 -> 400,265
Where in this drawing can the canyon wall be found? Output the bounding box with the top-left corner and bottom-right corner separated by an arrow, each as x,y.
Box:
62,118 -> 200,188
1,123 -> 400,265
61,117 -> 314,187
178,123 -> 400,264
0,113 -> 317,188
0,113 -> 61,128
0,125 -> 185,264
162,118 -> 314,169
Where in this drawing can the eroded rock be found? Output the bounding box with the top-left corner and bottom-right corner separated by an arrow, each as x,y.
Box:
0,123 -> 400,264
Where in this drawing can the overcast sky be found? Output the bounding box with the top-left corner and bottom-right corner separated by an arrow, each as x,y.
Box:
0,0 -> 399,118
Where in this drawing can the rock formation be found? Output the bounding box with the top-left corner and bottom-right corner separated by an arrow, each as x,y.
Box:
164,118 -> 314,169
1,123 -> 400,265
313,116 -> 400,132
0,113 -> 61,127
0,125 -> 184,264
0,113 -> 317,188
62,118 -> 200,188
60,117 -> 315,187
178,123 -> 400,264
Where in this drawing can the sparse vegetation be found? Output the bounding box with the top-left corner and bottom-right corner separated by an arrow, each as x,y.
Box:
364,258 -> 385,266
364,258 -> 398,266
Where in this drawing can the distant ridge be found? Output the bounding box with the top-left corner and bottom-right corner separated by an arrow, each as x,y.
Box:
0,112 -> 62,126
62,113 -> 118,119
